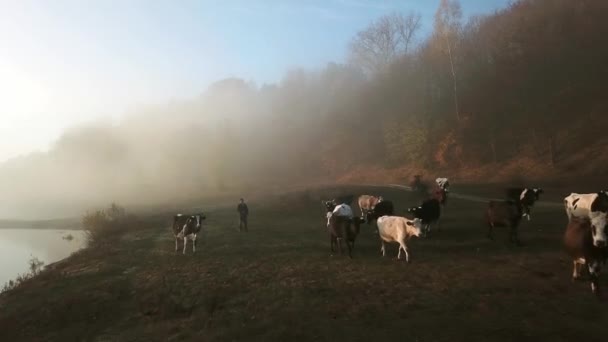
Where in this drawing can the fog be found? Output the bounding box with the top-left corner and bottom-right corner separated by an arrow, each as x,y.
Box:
2,0 -> 607,219
0,73 -> 365,219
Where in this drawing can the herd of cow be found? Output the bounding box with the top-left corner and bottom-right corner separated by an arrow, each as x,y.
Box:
168,177 -> 608,296
322,177 -> 608,296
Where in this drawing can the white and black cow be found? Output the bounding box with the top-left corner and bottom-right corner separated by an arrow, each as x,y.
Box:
435,177 -> 450,192
564,192 -> 608,221
172,213 -> 206,254
324,200 -> 354,227
505,187 -> 543,220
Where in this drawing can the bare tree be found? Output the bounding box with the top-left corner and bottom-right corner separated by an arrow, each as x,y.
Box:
434,0 -> 462,121
349,12 -> 422,75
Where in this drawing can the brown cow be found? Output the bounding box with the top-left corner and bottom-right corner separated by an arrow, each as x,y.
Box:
327,215 -> 363,258
485,200 -> 524,245
564,217 -> 608,296
358,195 -> 383,218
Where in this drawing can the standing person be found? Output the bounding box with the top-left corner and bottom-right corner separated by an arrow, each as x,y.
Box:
237,198 -> 249,232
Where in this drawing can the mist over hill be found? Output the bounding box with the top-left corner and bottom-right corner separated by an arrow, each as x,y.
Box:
1,0 -> 607,219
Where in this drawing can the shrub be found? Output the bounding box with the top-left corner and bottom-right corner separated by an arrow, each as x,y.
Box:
82,203 -> 138,245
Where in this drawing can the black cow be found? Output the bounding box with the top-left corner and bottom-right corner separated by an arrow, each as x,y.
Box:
408,198 -> 441,237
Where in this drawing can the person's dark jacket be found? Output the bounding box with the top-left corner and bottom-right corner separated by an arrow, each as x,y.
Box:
237,203 -> 249,216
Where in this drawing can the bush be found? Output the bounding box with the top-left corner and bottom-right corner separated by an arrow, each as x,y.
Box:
82,203 -> 138,244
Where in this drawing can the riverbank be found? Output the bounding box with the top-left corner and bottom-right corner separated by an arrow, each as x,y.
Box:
0,185 -> 606,341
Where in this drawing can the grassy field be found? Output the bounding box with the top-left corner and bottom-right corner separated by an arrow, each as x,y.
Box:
0,185 -> 607,341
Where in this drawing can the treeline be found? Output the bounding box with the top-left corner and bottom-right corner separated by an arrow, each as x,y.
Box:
1,0 -> 607,218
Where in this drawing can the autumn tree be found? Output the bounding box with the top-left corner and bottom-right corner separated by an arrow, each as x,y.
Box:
349,12 -> 422,75
434,0 -> 463,121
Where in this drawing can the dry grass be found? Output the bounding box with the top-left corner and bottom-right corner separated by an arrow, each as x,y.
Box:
1,185 -> 607,341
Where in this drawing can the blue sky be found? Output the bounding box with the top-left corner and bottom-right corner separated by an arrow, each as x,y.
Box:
0,0 -> 510,161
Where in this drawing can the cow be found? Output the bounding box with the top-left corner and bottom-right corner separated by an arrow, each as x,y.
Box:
564,192 -> 608,221
408,198 -> 441,237
505,187 -> 543,220
324,200 -> 354,227
172,213 -> 206,254
435,177 -> 450,192
366,200 -> 395,224
564,217 -> 608,296
357,195 -> 383,217
376,216 -> 423,262
485,200 -> 525,245
365,200 -> 395,234
432,187 -> 448,206
327,214 -> 363,258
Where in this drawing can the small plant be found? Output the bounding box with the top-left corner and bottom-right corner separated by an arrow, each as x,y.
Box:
1,256 -> 45,294
62,234 -> 74,241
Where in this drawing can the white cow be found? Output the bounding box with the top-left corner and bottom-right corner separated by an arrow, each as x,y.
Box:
376,216 -> 422,262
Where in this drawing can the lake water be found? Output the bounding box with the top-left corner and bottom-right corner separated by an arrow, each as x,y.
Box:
0,229 -> 87,286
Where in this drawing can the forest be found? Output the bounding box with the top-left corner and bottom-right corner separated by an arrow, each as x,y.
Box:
1,0 -> 607,217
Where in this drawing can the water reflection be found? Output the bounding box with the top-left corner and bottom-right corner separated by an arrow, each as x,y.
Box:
0,229 -> 87,285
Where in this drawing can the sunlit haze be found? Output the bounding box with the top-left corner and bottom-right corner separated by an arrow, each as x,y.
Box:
0,0 -> 508,162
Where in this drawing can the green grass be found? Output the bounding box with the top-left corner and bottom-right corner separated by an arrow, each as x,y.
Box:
1,185 -> 607,342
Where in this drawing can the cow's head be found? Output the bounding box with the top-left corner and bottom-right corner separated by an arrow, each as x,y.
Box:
187,213 -> 206,228
377,196 -> 384,202
532,188 -> 543,199
406,218 -> 423,237
324,200 -> 337,213
589,211 -> 607,247
195,213 -> 206,227
407,206 -> 423,218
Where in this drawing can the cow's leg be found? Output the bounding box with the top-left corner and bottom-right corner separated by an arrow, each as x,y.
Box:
511,226 -> 522,246
487,222 -> 495,240
347,239 -> 353,259
183,237 -> 188,254
398,241 -> 410,262
380,241 -> 386,257
175,237 -> 178,252
573,260 -> 582,281
588,261 -> 601,296
192,235 -> 197,253
337,238 -> 343,255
